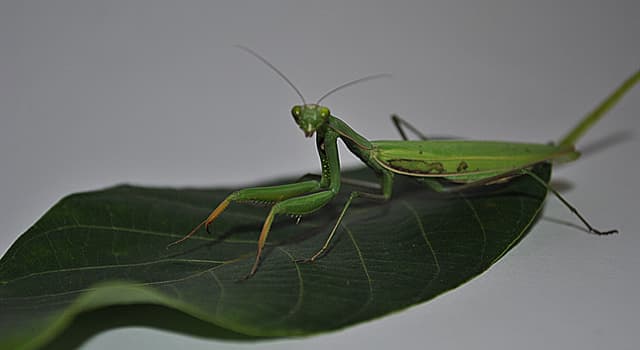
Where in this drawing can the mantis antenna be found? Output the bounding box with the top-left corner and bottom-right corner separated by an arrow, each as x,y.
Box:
316,73 -> 391,104
235,45 -> 307,105
236,45 -> 390,106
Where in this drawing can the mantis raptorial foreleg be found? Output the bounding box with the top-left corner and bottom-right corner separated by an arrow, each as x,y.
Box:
248,189 -> 337,277
168,180 -> 321,247
246,171 -> 393,276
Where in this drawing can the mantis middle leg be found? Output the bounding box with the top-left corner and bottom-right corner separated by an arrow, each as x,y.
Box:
297,170 -> 395,263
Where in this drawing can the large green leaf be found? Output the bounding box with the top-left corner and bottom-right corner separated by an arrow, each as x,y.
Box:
0,164 -> 550,350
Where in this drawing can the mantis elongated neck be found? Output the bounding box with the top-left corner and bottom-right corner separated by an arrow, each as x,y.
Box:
327,115 -> 373,150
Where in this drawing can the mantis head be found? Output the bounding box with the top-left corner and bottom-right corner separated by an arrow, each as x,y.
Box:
234,47 -> 389,138
291,104 -> 330,137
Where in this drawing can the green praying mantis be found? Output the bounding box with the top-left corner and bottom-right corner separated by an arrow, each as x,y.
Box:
171,47 -> 640,279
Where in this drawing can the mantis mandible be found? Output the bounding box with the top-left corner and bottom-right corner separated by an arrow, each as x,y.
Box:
171,47 -> 640,279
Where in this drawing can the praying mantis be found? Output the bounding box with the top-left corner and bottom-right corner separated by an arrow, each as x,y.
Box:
171,47 -> 640,279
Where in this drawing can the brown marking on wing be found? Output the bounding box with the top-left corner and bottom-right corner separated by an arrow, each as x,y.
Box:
386,159 -> 446,174
456,161 -> 468,172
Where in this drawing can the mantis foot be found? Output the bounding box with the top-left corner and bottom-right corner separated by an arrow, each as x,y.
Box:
590,228 -> 618,235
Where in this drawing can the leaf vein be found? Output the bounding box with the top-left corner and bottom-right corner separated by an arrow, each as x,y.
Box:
3,258 -> 225,285
209,270 -> 224,319
0,258 -> 241,302
270,247 -> 304,323
462,195 -> 487,265
401,201 -> 441,299
336,224 -> 373,325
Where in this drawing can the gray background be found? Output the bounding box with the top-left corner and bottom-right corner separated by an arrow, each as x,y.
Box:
1,1 -> 639,349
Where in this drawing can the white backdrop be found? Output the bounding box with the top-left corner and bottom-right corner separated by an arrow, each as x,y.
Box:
1,1 -> 639,349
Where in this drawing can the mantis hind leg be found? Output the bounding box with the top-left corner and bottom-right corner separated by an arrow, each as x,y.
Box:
521,169 -> 618,235
417,168 -> 617,234
391,114 -> 429,140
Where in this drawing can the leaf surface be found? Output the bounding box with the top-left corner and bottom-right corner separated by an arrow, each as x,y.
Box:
0,164 -> 550,349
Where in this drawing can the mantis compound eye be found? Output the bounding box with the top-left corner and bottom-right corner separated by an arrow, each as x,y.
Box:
291,105 -> 302,120
319,107 -> 330,119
